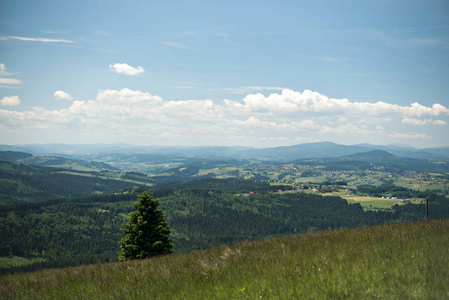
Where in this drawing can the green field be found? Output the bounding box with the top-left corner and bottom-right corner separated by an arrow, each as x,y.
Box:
394,177 -> 447,191
321,190 -> 398,210
1,220 -> 448,299
0,257 -> 45,269
345,197 -> 401,210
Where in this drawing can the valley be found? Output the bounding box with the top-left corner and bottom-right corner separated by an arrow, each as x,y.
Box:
0,142 -> 448,275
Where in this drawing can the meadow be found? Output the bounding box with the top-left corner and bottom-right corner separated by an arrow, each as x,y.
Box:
1,220 -> 448,299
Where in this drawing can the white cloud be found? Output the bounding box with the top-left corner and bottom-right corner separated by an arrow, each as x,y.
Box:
96,88 -> 162,103
226,89 -> 352,114
235,117 -> 319,131
402,118 -> 429,126
109,63 -> 145,76
235,116 -> 277,129
433,120 -> 447,126
401,118 -> 448,126
0,88 -> 447,147
0,36 -> 74,43
54,91 -> 73,101
223,90 -> 449,123
0,78 -> 21,85
0,63 -> 21,87
405,102 -> 449,117
1,96 -> 20,106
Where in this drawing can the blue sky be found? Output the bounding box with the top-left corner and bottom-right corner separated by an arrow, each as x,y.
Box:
1,0 -> 448,148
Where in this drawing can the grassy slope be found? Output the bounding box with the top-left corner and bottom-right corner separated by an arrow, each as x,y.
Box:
1,220 -> 448,299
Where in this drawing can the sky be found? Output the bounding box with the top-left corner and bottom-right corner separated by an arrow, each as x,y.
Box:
1,0 -> 448,148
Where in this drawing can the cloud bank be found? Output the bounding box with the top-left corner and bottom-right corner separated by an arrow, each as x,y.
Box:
0,88 -> 447,146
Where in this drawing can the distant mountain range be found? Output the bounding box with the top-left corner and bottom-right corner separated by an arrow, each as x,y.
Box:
0,151 -> 117,172
1,142 -> 449,163
299,149 -> 449,173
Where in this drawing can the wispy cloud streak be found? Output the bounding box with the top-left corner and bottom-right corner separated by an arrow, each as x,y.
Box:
0,36 -> 74,43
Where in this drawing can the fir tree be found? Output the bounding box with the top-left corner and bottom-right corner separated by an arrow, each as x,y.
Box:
119,192 -> 173,261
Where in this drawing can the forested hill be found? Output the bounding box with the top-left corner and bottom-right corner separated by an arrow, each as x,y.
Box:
0,151 -> 33,161
298,150 -> 449,172
152,178 -> 294,193
2,183 -> 448,275
0,150 -> 117,172
0,160 -> 135,205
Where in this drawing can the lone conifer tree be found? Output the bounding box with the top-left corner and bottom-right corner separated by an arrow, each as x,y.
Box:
119,192 -> 173,261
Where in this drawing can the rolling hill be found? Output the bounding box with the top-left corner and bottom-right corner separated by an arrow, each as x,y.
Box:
0,159 -> 135,205
299,150 -> 449,172
0,151 -> 117,172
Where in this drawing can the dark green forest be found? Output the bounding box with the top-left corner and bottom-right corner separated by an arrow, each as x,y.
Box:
1,150 -> 448,275
1,179 -> 448,275
0,161 -> 136,205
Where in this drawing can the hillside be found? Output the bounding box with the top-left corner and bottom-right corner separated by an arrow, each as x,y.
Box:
0,151 -> 117,172
2,185 -> 448,275
300,150 -> 449,173
0,160 -> 135,205
1,220 -> 448,299
239,141 -> 371,161
0,151 -> 33,161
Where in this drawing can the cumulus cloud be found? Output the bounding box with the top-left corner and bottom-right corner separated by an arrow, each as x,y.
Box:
235,116 -> 277,129
405,102 -> 449,117
54,91 -> 73,101
96,88 -> 162,103
1,96 -> 20,106
109,63 -> 145,76
224,89 -> 449,118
